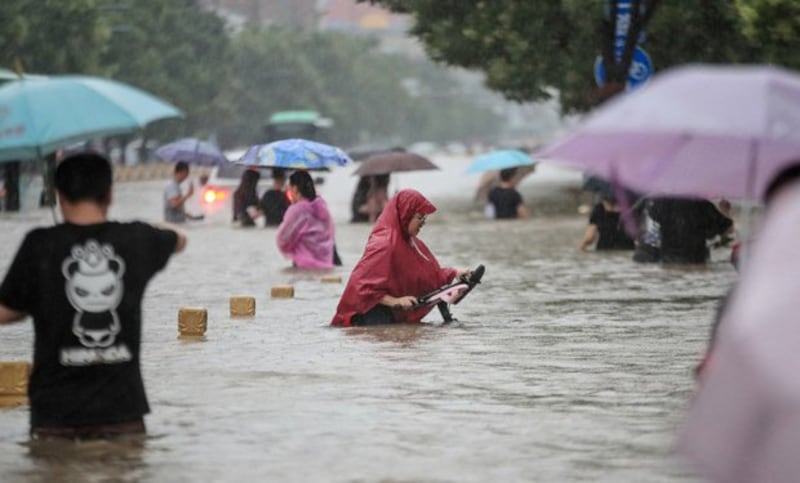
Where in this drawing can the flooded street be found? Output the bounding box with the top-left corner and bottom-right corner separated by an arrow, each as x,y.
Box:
0,156 -> 736,482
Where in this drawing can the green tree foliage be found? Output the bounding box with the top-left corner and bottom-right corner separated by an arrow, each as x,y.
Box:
0,0 -> 502,151
736,0 -> 800,66
98,0 -> 230,137
215,27 -> 502,147
0,0 -> 109,74
362,0 -> 764,112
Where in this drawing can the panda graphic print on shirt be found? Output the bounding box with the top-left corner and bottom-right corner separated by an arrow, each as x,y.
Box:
60,240 -> 132,366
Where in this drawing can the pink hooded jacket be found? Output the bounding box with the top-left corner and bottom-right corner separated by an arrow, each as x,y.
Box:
276,196 -> 335,269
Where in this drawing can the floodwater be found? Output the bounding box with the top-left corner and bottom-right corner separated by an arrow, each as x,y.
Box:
0,156 -> 737,482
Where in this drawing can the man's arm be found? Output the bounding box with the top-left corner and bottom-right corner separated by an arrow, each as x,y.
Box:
174,230 -> 187,253
155,223 -> 187,253
168,183 -> 194,209
579,225 -> 598,251
515,191 -> 528,219
0,303 -> 27,324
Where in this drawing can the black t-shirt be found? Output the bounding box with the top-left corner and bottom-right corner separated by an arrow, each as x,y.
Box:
488,186 -> 523,219
259,189 -> 289,227
0,221 -> 177,428
649,198 -> 733,264
589,203 -> 635,250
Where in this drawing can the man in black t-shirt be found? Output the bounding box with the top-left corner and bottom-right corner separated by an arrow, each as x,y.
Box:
0,153 -> 186,439
579,195 -> 635,251
259,167 -> 290,226
487,167 -> 529,219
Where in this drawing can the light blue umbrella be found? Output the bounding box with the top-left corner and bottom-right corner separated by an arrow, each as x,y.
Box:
155,137 -> 228,166
236,138 -> 352,170
466,149 -> 537,173
0,75 -> 183,163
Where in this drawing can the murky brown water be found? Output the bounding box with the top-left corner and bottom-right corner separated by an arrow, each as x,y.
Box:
0,157 -> 736,482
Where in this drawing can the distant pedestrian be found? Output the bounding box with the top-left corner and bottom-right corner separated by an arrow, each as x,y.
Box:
0,153 -> 186,440
232,169 -> 262,227
366,174 -> 391,222
648,197 -> 732,264
259,167 -> 290,227
276,170 -> 336,269
163,161 -> 194,223
350,176 -> 371,223
486,167 -> 528,219
579,194 -> 635,251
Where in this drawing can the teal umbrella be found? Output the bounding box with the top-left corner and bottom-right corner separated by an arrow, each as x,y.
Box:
0,68 -> 46,85
466,149 -> 537,173
0,75 -> 183,163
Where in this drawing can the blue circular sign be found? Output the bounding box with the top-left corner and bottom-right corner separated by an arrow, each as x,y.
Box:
594,46 -> 654,91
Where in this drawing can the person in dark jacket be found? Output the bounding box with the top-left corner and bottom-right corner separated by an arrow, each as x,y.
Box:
648,197 -> 732,264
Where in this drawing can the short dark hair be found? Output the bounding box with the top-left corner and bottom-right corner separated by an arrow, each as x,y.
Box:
289,170 -> 316,200
55,152 -> 113,203
272,167 -> 287,181
175,161 -> 189,174
499,167 -> 517,182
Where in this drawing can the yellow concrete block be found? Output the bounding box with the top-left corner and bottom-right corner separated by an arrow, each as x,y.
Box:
230,296 -> 256,317
321,276 -> 342,284
178,307 -> 207,337
0,361 -> 30,408
270,285 -> 295,298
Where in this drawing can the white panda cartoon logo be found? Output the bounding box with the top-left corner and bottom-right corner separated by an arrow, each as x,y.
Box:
62,240 -> 126,348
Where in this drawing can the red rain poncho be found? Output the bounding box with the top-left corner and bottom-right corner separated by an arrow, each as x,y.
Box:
331,189 -> 456,326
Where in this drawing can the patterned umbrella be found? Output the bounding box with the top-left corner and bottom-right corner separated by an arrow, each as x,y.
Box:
236,138 -> 351,170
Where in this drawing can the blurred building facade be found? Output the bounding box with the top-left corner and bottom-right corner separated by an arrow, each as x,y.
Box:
200,0 -> 419,56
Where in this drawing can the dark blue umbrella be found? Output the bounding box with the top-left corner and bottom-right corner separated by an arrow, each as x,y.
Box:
155,137 -> 228,166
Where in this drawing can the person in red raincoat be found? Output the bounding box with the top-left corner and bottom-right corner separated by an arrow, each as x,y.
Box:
331,189 -> 468,326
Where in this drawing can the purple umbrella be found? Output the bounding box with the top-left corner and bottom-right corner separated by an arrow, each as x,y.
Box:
540,64 -> 800,201
155,137 -> 228,166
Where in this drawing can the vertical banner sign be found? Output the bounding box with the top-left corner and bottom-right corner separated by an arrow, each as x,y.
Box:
595,0 -> 653,90
614,0 -> 632,62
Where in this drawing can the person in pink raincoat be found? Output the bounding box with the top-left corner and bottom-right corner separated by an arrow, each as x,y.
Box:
276,170 -> 335,269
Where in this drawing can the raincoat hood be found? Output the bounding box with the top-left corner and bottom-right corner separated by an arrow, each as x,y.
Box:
306,196 -> 333,223
331,189 -> 456,326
